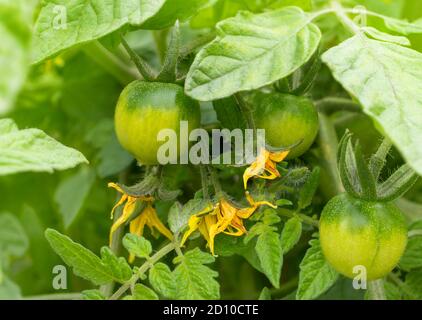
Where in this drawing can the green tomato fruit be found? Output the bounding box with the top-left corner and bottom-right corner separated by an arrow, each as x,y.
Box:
115,81 -> 201,165
253,92 -> 319,159
320,193 -> 407,280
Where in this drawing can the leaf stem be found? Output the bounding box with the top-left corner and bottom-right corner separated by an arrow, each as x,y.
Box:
315,97 -> 361,114
332,1 -> 361,34
317,113 -> 345,197
83,41 -> 138,85
200,164 -> 210,201
121,37 -> 157,81
208,166 -> 223,198
109,242 -> 175,300
367,279 -> 386,300
278,208 -> 319,228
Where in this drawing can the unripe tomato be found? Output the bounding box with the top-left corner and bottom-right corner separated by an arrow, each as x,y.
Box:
115,81 -> 201,165
320,193 -> 407,280
253,93 -> 319,159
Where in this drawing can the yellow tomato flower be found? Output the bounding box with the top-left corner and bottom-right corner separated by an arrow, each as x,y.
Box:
108,183 -> 172,262
181,194 -> 276,255
243,148 -> 289,189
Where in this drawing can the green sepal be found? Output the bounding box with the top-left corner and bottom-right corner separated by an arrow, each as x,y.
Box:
369,139 -> 392,180
353,142 -> 377,200
156,21 -> 180,83
337,131 -> 361,198
377,164 -> 419,201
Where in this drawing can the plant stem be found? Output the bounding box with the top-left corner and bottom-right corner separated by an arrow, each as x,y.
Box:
317,113 -> 345,197
278,208 -> 320,228
109,242 -> 175,300
235,93 -> 256,131
24,292 -> 83,300
315,97 -> 361,114
367,279 -> 386,300
153,29 -> 169,63
199,164 -> 210,201
83,41 -> 138,85
209,167 -> 223,197
332,1 -> 361,34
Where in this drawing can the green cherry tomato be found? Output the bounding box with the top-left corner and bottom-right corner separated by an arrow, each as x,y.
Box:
320,193 -> 407,280
253,92 -> 319,159
115,81 -> 201,165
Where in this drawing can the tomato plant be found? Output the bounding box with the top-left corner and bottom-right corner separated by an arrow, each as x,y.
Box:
1,0 -> 422,303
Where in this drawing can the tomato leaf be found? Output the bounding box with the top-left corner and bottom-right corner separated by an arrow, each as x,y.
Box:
122,234 -> 152,259
45,229 -> 131,285
399,236 -> 422,271
185,7 -> 321,101
149,262 -> 177,299
280,216 -> 302,254
255,229 -> 283,288
296,239 -> 338,300
125,284 -> 159,300
0,119 -> 88,175
322,34 -> 422,176
173,248 -> 220,299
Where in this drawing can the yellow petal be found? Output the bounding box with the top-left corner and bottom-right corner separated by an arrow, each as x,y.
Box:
108,182 -> 125,194
269,150 -> 289,162
110,194 -> 128,219
146,206 -> 173,240
109,197 -> 138,246
181,215 -> 202,246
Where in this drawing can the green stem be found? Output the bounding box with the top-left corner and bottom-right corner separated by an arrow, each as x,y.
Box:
83,41 -> 138,85
317,113 -> 345,197
315,97 -> 361,114
278,208 -> 319,228
367,279 -> 386,300
109,242 -> 175,300
332,1 -> 361,34
24,293 -> 83,300
200,164 -> 210,201
235,93 -> 256,131
209,167 -> 223,198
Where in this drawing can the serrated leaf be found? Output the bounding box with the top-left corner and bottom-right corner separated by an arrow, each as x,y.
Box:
185,7 -> 321,101
322,35 -> 422,176
45,229 -> 131,285
122,234 -> 152,259
100,247 -> 132,283
399,236 -> 422,271
298,167 -> 320,210
0,2 -> 31,114
280,216 -> 302,254
0,213 -> 29,259
149,262 -> 177,299
296,239 -> 338,300
82,289 -> 106,300
379,15 -> 422,35
128,284 -> 159,300
0,119 -> 88,175
256,230 -> 283,288
54,167 -> 96,228
173,248 -> 220,299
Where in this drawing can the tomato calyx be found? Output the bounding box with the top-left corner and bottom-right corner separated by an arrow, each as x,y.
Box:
338,131 -> 418,202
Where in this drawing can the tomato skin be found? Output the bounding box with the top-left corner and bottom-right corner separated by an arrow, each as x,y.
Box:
253,93 -> 319,159
115,81 -> 201,165
320,193 -> 407,280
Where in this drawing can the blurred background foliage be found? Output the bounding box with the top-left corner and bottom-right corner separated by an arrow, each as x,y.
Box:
0,0 -> 422,299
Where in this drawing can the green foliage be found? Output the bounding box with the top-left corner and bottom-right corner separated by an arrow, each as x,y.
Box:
0,119 -> 88,175
173,248 -> 220,299
149,262 -> 177,299
280,216 -> 302,254
45,229 -> 131,285
122,234 -> 152,259
296,239 -> 339,300
185,7 -> 321,101
126,284 -> 159,300
399,236 -> 422,271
